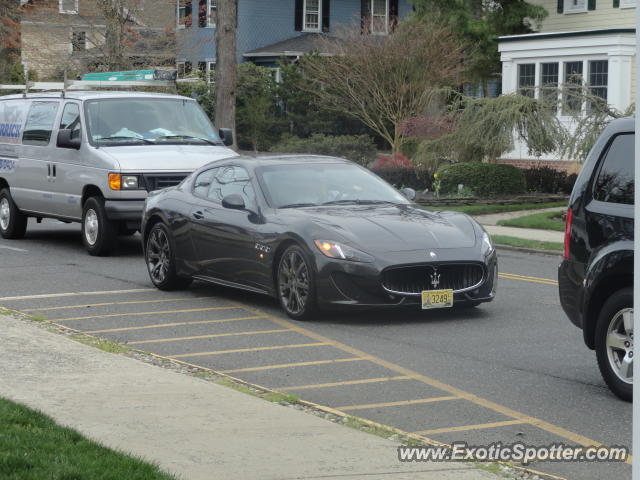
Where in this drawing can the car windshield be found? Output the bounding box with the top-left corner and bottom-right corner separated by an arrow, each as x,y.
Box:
85,98 -> 222,146
257,162 -> 410,208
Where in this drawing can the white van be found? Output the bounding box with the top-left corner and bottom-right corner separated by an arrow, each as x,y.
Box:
0,91 -> 238,255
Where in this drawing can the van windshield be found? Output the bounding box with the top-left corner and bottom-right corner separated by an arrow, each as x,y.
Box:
85,98 -> 223,146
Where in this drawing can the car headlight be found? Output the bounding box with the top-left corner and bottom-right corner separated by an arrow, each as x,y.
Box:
108,173 -> 140,190
314,240 -> 373,263
481,231 -> 494,255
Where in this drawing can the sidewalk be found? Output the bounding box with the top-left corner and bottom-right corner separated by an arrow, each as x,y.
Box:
474,208 -> 565,244
0,315 -> 497,480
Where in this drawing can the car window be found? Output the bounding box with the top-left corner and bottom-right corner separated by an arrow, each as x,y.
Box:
59,103 -> 82,141
207,166 -> 256,207
22,101 -> 59,146
594,133 -> 634,205
193,168 -> 218,198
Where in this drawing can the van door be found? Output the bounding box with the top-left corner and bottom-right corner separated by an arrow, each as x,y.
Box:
14,101 -> 60,215
50,102 -> 84,219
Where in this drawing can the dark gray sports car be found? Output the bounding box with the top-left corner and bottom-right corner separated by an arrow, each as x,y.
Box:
141,155 -> 497,319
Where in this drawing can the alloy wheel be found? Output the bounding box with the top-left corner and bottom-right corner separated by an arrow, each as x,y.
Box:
84,209 -> 99,246
606,307 -> 634,384
279,250 -> 310,315
0,197 -> 10,231
147,228 -> 171,284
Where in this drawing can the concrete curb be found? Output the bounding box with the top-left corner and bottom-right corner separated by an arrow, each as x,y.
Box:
495,244 -> 562,258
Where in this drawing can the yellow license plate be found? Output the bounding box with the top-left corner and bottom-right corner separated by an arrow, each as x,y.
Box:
421,289 -> 453,309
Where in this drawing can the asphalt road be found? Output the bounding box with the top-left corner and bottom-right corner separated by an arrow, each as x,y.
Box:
0,218 -> 632,480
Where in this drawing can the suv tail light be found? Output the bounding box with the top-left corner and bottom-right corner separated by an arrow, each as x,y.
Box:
563,208 -> 573,260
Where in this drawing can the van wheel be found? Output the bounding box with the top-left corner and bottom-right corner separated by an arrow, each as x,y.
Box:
82,197 -> 117,256
595,288 -> 633,402
0,188 -> 27,239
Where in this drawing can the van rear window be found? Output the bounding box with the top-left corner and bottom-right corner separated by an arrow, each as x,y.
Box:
22,102 -> 59,146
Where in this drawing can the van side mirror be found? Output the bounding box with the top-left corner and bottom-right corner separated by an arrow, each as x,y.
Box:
219,128 -> 233,147
222,193 -> 245,210
57,129 -> 81,150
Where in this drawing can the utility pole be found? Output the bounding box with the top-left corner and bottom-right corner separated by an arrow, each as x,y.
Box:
214,0 -> 238,149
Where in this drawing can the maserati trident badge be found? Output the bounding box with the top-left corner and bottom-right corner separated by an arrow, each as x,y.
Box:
429,251 -> 437,259
430,270 -> 441,289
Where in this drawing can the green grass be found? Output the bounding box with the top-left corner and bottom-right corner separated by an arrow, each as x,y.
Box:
497,211 -> 566,231
0,397 -> 176,480
426,201 -> 567,216
69,334 -> 130,354
492,235 -> 563,252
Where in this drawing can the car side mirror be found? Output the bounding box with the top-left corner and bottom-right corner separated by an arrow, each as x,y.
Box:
401,187 -> 416,201
219,128 -> 233,147
57,129 -> 81,150
222,193 -> 245,210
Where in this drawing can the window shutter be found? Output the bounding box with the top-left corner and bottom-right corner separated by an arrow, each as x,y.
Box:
295,0 -> 303,31
613,0 -> 619,6
185,0 -> 192,28
588,0 -> 596,9
557,0 -> 564,12
389,0 -> 399,26
322,0 -> 330,32
361,0 -> 370,33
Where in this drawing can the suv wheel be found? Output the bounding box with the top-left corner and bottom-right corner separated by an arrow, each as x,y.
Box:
82,197 -> 117,256
0,188 -> 27,239
595,288 -> 633,402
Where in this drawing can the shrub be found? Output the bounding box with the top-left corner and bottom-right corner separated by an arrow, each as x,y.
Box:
523,166 -> 567,194
563,173 -> 578,194
370,152 -> 413,169
437,162 -> 526,197
269,134 -> 377,165
369,167 -> 426,190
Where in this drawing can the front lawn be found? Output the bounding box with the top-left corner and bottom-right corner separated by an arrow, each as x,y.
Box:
492,235 -> 563,252
497,211 -> 566,232
426,201 -> 567,216
0,397 -> 176,480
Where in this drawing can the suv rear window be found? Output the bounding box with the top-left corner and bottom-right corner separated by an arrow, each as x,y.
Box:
593,133 -> 634,205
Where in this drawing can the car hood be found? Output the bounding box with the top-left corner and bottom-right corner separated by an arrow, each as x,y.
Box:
100,145 -> 239,172
289,205 -> 478,253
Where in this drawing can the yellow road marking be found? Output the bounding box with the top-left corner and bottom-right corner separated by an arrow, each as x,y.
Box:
499,273 -> 558,286
337,396 -> 460,411
85,315 -> 263,334
220,357 -> 364,373
170,342 -> 329,358
0,288 -> 155,302
128,328 -> 291,345
235,301 -> 618,453
21,296 -> 214,312
285,376 -> 412,390
414,419 -> 528,436
51,306 -> 238,322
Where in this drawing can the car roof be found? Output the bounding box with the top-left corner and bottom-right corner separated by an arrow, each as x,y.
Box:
0,91 -> 190,102
228,154 -> 351,168
605,116 -> 635,133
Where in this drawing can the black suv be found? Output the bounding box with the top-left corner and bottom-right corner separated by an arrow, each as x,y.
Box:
558,117 -> 634,402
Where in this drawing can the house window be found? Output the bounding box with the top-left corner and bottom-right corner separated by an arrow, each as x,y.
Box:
208,0 -> 217,27
207,61 -> 216,83
563,61 -> 583,114
588,60 -> 608,109
564,0 -> 587,13
177,1 -> 192,29
72,31 -> 86,52
517,64 -> 535,98
303,0 -> 321,31
371,0 -> 389,34
540,62 -> 559,109
59,0 -> 78,14
177,61 -> 192,78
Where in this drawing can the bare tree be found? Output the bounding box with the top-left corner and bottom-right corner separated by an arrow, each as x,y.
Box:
214,0 -> 237,147
298,18 -> 468,154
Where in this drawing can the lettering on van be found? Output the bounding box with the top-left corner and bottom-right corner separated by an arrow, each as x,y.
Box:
0,158 -> 16,172
0,101 -> 27,144
0,123 -> 22,143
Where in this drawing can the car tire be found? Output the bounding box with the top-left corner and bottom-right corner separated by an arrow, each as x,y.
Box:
0,188 -> 27,239
595,288 -> 633,402
82,197 -> 118,256
277,245 -> 318,320
145,222 -> 192,291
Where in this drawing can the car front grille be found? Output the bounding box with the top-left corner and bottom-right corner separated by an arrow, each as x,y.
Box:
142,174 -> 189,192
382,263 -> 485,295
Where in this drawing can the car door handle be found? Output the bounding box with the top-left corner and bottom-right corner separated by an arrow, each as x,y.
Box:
47,163 -> 51,177
192,211 -> 204,220
52,164 -> 57,177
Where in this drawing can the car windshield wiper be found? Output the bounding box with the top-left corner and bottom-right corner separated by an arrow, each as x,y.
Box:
154,135 -> 221,146
321,199 -> 397,206
96,136 -> 154,144
278,202 -> 318,209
